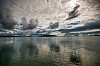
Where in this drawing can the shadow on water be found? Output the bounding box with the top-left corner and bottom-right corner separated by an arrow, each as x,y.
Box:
0,44 -> 15,66
27,44 -> 38,56
69,50 -> 82,66
50,44 -> 60,52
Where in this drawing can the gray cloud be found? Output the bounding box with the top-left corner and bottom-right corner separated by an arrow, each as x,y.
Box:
28,19 -> 39,29
0,0 -> 17,29
58,19 -> 100,33
86,0 -> 100,5
48,22 -> 59,29
66,5 -> 80,20
0,14 -> 17,29
0,0 -> 100,31
73,19 -> 100,31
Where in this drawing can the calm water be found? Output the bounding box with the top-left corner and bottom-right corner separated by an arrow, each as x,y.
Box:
0,37 -> 100,66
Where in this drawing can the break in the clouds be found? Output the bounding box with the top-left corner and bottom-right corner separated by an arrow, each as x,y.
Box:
0,0 -> 100,34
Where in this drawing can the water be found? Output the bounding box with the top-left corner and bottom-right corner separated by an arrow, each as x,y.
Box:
0,37 -> 100,66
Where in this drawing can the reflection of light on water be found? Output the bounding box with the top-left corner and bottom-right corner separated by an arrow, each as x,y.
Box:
6,40 -> 13,44
38,44 -> 50,57
0,37 -> 100,66
5,38 -> 14,44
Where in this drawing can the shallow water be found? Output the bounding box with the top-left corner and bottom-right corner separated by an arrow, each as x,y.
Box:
0,37 -> 100,66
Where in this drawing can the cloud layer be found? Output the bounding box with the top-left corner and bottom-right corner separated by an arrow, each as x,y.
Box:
0,0 -> 100,35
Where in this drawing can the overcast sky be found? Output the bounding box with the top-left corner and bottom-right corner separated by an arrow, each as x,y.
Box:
0,0 -> 100,34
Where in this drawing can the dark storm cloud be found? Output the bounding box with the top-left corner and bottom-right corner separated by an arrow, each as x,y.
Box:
0,12 -> 17,29
48,22 -> 59,29
28,19 -> 39,29
0,0 -> 17,29
64,31 -> 100,36
66,5 -> 80,20
58,19 -> 100,33
0,0 -> 39,30
0,10 -> 17,29
73,19 -> 100,31
17,17 -> 39,30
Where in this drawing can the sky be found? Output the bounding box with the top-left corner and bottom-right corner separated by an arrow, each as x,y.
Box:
0,0 -> 100,35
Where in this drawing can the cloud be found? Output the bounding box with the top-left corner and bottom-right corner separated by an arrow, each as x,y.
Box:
73,19 -> 100,31
0,14 -> 17,29
48,22 -> 59,29
57,19 -> 100,33
28,19 -> 39,29
66,5 -> 80,20
0,2 -> 18,29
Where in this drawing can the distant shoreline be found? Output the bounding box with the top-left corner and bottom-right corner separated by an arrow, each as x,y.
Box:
0,35 -> 100,37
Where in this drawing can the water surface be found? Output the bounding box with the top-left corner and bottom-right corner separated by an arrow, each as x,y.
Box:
0,37 -> 100,66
